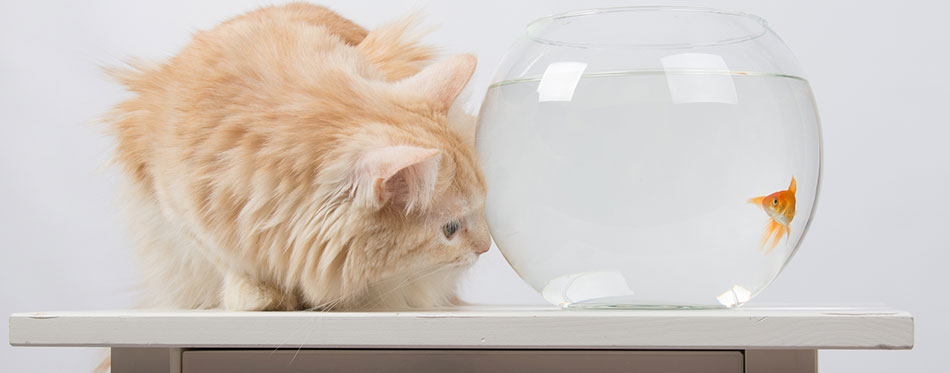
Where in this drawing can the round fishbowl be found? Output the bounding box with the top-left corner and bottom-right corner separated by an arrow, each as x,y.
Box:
476,7 -> 821,309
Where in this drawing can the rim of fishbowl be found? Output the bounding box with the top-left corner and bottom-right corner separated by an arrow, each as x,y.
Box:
526,6 -> 771,49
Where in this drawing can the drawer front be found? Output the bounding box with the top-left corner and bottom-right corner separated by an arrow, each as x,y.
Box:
182,349 -> 743,373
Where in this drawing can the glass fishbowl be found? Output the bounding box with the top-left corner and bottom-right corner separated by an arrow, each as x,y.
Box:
476,7 -> 821,309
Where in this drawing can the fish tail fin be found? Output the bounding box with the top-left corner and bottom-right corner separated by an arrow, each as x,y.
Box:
758,220 -> 778,251
765,223 -> 785,254
789,177 -> 797,194
748,196 -> 765,205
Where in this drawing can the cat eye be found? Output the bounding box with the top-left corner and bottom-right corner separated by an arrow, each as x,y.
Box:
442,220 -> 461,239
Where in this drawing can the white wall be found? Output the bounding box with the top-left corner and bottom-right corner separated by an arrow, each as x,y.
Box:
2,0 -> 947,371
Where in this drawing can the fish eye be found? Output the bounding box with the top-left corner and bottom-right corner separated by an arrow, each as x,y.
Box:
772,198 -> 779,206
442,220 -> 461,239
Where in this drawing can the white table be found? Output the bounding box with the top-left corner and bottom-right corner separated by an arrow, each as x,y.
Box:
8,306 -> 913,373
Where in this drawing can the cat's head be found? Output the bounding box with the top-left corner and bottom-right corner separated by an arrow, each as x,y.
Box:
311,54 -> 489,309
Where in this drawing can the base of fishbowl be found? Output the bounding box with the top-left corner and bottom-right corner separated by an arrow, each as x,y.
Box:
540,271 -> 751,310
557,297 -> 743,310
560,301 -> 737,310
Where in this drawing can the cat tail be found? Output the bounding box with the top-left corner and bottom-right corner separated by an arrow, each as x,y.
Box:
356,12 -> 438,81
92,348 -> 110,373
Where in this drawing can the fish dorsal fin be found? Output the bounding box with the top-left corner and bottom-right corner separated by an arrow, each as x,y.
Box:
788,177 -> 797,194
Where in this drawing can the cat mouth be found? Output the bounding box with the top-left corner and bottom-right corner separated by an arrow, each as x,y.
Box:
448,254 -> 479,268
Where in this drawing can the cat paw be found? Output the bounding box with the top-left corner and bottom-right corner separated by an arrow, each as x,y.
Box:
448,295 -> 469,307
223,273 -> 298,311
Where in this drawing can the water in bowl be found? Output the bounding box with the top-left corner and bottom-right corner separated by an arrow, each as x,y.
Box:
476,70 -> 821,308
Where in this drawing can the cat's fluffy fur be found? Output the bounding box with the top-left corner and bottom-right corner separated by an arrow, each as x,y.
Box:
106,3 -> 490,311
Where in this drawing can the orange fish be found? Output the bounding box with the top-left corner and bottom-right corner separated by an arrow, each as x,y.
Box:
748,177 -> 797,253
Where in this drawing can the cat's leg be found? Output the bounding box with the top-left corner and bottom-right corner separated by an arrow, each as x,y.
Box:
125,182 -> 298,311
222,272 -> 299,311
122,182 -> 224,309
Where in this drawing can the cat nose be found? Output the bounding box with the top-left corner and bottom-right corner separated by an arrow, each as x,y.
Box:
473,241 -> 490,255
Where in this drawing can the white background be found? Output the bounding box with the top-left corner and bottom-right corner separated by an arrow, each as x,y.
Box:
2,0 -> 947,371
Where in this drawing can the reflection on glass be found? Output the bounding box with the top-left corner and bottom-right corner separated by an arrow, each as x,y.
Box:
661,53 -> 738,104
537,62 -> 588,102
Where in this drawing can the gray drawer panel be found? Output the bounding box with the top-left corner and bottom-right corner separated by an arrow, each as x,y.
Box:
182,349 -> 743,373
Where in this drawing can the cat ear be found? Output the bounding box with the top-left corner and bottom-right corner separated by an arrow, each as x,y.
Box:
397,54 -> 477,113
356,145 -> 441,212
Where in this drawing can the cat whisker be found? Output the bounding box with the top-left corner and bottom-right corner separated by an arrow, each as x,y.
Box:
363,264 -> 454,309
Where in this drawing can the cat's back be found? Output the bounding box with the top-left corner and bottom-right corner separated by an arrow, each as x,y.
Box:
163,4 -> 374,105
110,4 -> 382,186
221,3 -> 368,45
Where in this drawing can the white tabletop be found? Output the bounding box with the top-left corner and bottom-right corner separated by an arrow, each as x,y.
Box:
8,305 -> 913,350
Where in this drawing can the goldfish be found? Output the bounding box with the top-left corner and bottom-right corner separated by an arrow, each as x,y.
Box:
748,177 -> 797,254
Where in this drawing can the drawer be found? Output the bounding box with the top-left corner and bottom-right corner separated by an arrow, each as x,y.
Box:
180,349 -> 744,373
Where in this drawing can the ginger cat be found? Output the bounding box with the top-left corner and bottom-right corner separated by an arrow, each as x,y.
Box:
106,3 -> 489,311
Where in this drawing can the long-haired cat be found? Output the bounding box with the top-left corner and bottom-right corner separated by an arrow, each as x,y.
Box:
105,3 -> 490,311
